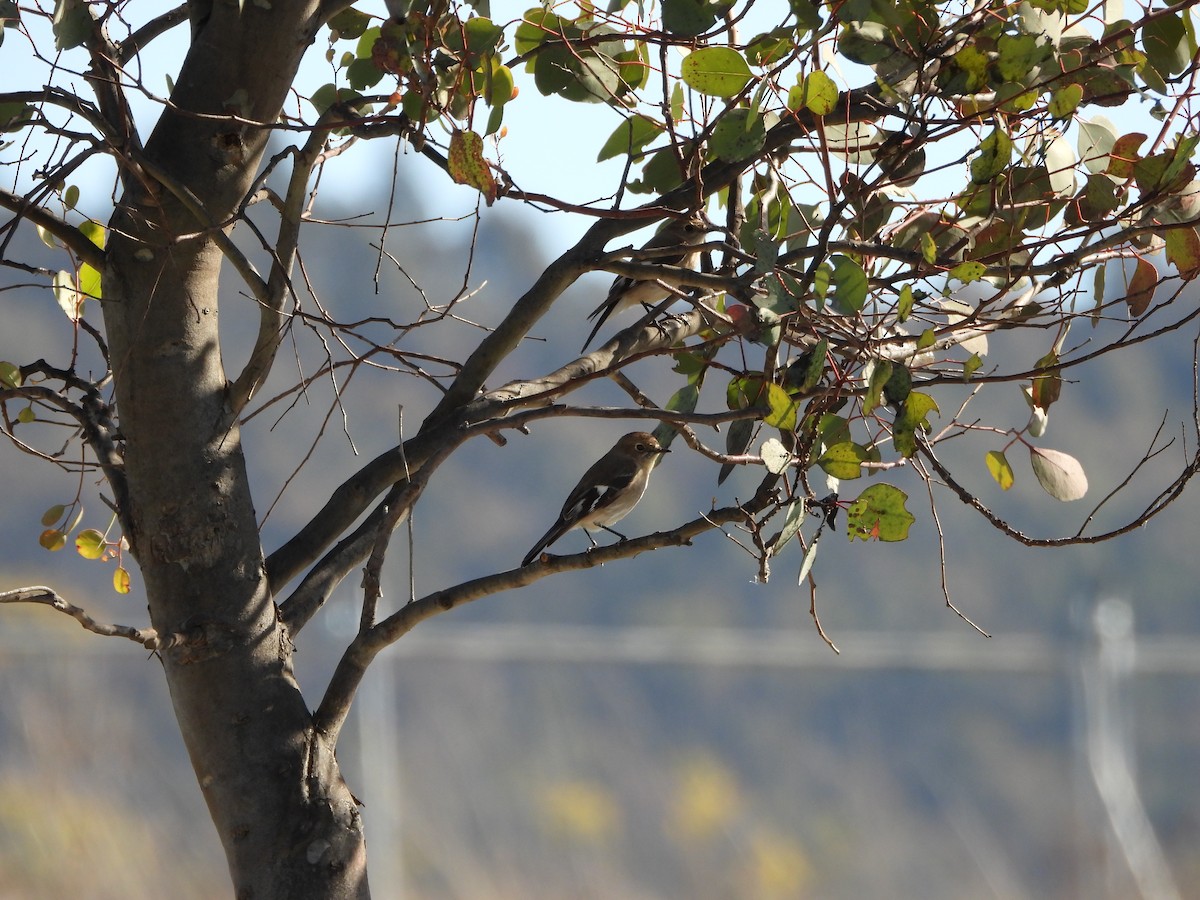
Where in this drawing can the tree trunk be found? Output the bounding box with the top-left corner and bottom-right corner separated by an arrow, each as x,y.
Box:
100,5 -> 370,896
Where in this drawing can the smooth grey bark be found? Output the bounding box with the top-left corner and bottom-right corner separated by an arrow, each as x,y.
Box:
100,3 -> 369,896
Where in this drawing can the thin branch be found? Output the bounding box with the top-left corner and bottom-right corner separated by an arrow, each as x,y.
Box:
0,586 -> 157,648
133,154 -> 271,306
118,5 -> 189,64
312,477 -> 781,745
228,112 -> 344,415
0,188 -> 106,270
265,308 -> 716,591
919,437 -> 1200,547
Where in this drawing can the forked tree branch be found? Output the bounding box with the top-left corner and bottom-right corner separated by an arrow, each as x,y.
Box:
312,475 -> 782,745
265,306 -> 713,591
228,109 -> 349,415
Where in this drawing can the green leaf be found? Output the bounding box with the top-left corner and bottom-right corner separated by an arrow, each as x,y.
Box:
36,224 -> 61,249
764,383 -> 798,430
727,375 -> 766,410
1165,226 -> 1200,280
882,364 -> 911,406
830,255 -> 868,314
0,360 -> 21,388
796,528 -> 820,583
113,566 -> 131,594
949,260 -> 986,283
838,21 -> 893,65
0,100 -> 34,132
327,8 -> 371,40
963,353 -> 983,379
1031,351 -> 1061,410
953,44 -> 990,91
514,10 -> 562,55
41,504 -> 66,527
665,382 -> 701,415
863,360 -> 892,417
801,340 -> 827,391
597,115 -> 663,162
818,413 -> 851,448
919,233 -> 937,265
63,185 -> 79,209
718,418 -> 755,484
662,0 -> 718,37
768,498 -> 807,556
710,108 -> 765,161
1029,447 -> 1088,501
817,441 -> 869,480
971,128 -> 1012,184
846,483 -> 915,542
896,283 -> 919,324
462,17 -> 504,55
893,391 -> 939,457
346,57 -> 383,90
52,0 -> 91,51
680,47 -> 753,98
77,220 -> 104,300
985,450 -> 1014,490
800,70 -> 838,115
1048,83 -> 1083,119
996,33 -> 1050,83
1143,12 -> 1191,80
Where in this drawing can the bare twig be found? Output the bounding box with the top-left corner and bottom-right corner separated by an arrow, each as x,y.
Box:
1,586 -> 157,648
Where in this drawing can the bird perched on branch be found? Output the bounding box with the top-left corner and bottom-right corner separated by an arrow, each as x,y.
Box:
582,215 -> 709,350
521,432 -> 669,567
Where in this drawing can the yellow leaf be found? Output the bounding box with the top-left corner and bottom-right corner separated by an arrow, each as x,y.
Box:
447,129 -> 498,205
801,70 -> 838,116
76,528 -> 106,560
985,450 -> 1014,490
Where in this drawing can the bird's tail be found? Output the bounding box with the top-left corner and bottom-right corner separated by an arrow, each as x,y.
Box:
521,519 -> 571,567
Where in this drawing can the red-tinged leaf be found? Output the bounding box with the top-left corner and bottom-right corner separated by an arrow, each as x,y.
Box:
846,483 -> 915,542
76,527 -> 106,559
1164,226 -> 1200,280
39,529 -> 66,552
1105,133 -> 1147,179
1125,257 -> 1157,316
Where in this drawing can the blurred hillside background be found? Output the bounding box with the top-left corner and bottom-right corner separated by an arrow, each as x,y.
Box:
3,135 -> 1200,900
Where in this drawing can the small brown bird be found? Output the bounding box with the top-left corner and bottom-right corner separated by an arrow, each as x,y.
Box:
582,216 -> 708,350
521,432 -> 669,566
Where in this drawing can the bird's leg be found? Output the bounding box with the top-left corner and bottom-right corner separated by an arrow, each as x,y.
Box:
599,524 -> 629,541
